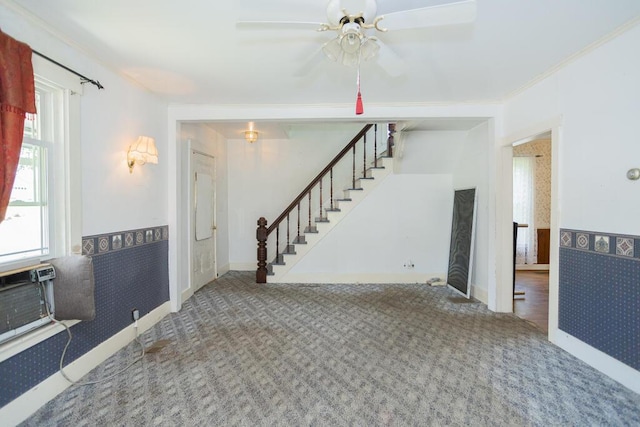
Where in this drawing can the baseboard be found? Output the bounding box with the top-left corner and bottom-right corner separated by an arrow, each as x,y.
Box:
554,329 -> 640,395
471,284 -> 488,304
181,264 -> 231,304
228,262 -> 256,271
181,287 -> 194,303
516,264 -> 549,271
217,263 -> 230,276
0,301 -> 171,427
274,272 -> 445,285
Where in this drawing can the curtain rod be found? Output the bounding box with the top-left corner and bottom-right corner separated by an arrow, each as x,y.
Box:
32,50 -> 104,90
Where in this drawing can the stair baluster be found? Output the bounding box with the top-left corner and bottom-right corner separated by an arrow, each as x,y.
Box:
363,132 -> 367,179
307,191 -> 312,232
257,124 -> 388,283
319,177 -> 323,220
352,145 -> 356,189
330,168 -> 334,211
374,124 -> 378,168
276,226 -> 280,262
296,202 -> 301,243
286,213 -> 290,252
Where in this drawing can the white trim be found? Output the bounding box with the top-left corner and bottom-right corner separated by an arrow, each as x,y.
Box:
217,263 -> 230,277
498,117 -> 562,343
229,262 -> 258,272
516,264 -> 549,271
554,330 -> 640,395
504,16 -> 640,101
0,302 -> 171,427
272,272 -> 445,285
471,284 -> 488,304
181,287 -> 194,303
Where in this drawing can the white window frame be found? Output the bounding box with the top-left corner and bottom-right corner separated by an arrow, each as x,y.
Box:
0,56 -> 82,273
0,55 -> 83,360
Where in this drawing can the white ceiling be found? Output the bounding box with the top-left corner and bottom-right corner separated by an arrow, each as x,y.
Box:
6,0 -> 640,134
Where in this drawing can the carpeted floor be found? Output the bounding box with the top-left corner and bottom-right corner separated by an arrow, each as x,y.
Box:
22,271 -> 640,426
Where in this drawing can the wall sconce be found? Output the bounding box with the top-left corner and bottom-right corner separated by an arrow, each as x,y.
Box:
127,136 -> 158,173
244,130 -> 259,143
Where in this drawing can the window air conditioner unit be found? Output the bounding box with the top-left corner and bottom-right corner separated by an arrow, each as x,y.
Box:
0,264 -> 56,345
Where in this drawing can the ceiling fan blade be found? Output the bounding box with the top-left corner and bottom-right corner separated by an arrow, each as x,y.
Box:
236,21 -> 325,30
375,40 -> 407,78
380,0 -> 477,31
293,46 -> 326,77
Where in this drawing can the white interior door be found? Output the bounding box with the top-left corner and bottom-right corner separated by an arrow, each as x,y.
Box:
191,150 -> 216,291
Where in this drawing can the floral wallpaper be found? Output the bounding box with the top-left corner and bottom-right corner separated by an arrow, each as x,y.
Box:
514,139 -> 551,263
514,139 -> 551,228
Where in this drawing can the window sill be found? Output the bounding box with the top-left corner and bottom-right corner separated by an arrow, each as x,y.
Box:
0,319 -> 80,364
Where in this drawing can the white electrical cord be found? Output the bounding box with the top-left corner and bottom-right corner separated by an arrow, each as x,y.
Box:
42,283 -> 145,386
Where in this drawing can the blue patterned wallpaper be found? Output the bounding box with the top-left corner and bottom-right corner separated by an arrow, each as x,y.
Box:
559,229 -> 639,371
0,226 -> 170,409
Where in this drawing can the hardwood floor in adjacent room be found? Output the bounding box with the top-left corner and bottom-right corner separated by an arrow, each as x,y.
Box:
514,270 -> 549,333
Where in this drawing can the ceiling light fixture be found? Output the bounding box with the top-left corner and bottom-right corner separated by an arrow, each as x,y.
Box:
245,130 -> 258,143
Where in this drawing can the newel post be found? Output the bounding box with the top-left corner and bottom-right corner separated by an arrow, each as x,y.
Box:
256,217 -> 268,283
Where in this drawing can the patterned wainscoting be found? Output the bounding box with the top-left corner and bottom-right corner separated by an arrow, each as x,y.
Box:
82,226 -> 169,255
0,226 -> 170,408
559,229 -> 639,370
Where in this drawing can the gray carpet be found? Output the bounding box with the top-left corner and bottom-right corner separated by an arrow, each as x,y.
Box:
23,271 -> 640,426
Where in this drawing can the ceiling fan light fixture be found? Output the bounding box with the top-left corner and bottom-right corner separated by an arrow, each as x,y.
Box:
322,38 -> 342,62
341,51 -> 359,67
340,23 -> 362,54
360,37 -> 380,61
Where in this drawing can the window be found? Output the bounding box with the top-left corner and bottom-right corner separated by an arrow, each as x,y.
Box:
0,58 -> 82,271
513,156 -> 536,265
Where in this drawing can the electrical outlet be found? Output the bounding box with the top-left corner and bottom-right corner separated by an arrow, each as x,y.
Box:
131,309 -> 139,322
403,260 -> 415,269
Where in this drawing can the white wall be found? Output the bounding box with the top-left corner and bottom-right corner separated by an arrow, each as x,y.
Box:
225,125 -> 364,269
503,22 -> 640,390
395,130 -> 466,174
505,24 -> 640,235
453,122 -> 492,303
286,173 -> 454,282
281,130 -> 472,284
0,5 -> 169,236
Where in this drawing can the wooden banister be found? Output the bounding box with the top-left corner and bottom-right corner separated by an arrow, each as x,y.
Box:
257,123 -> 384,283
266,124 -> 373,235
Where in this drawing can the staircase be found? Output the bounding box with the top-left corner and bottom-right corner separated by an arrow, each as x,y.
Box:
256,123 -> 396,283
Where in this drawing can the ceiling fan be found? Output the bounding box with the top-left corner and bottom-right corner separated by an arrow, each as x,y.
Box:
237,0 -> 477,77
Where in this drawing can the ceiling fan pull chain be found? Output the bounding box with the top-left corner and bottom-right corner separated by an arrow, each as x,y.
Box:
355,50 -> 364,115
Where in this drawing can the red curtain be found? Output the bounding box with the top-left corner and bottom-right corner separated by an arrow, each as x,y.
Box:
0,30 -> 36,223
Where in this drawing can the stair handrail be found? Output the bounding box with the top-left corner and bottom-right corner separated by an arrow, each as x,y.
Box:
265,123 -> 373,235
257,123 -> 386,283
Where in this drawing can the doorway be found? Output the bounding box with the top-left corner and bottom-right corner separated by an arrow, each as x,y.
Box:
190,148 -> 217,292
512,134 -> 552,333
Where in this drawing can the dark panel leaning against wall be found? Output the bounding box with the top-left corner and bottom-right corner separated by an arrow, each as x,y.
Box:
0,226 -> 170,408
559,229 -> 640,371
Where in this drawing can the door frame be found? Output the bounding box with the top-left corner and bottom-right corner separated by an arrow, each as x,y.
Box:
497,117 -> 562,342
186,143 -> 217,301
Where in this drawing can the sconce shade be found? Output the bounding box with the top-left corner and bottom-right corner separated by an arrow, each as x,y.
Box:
128,136 -> 158,173
245,130 -> 258,143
